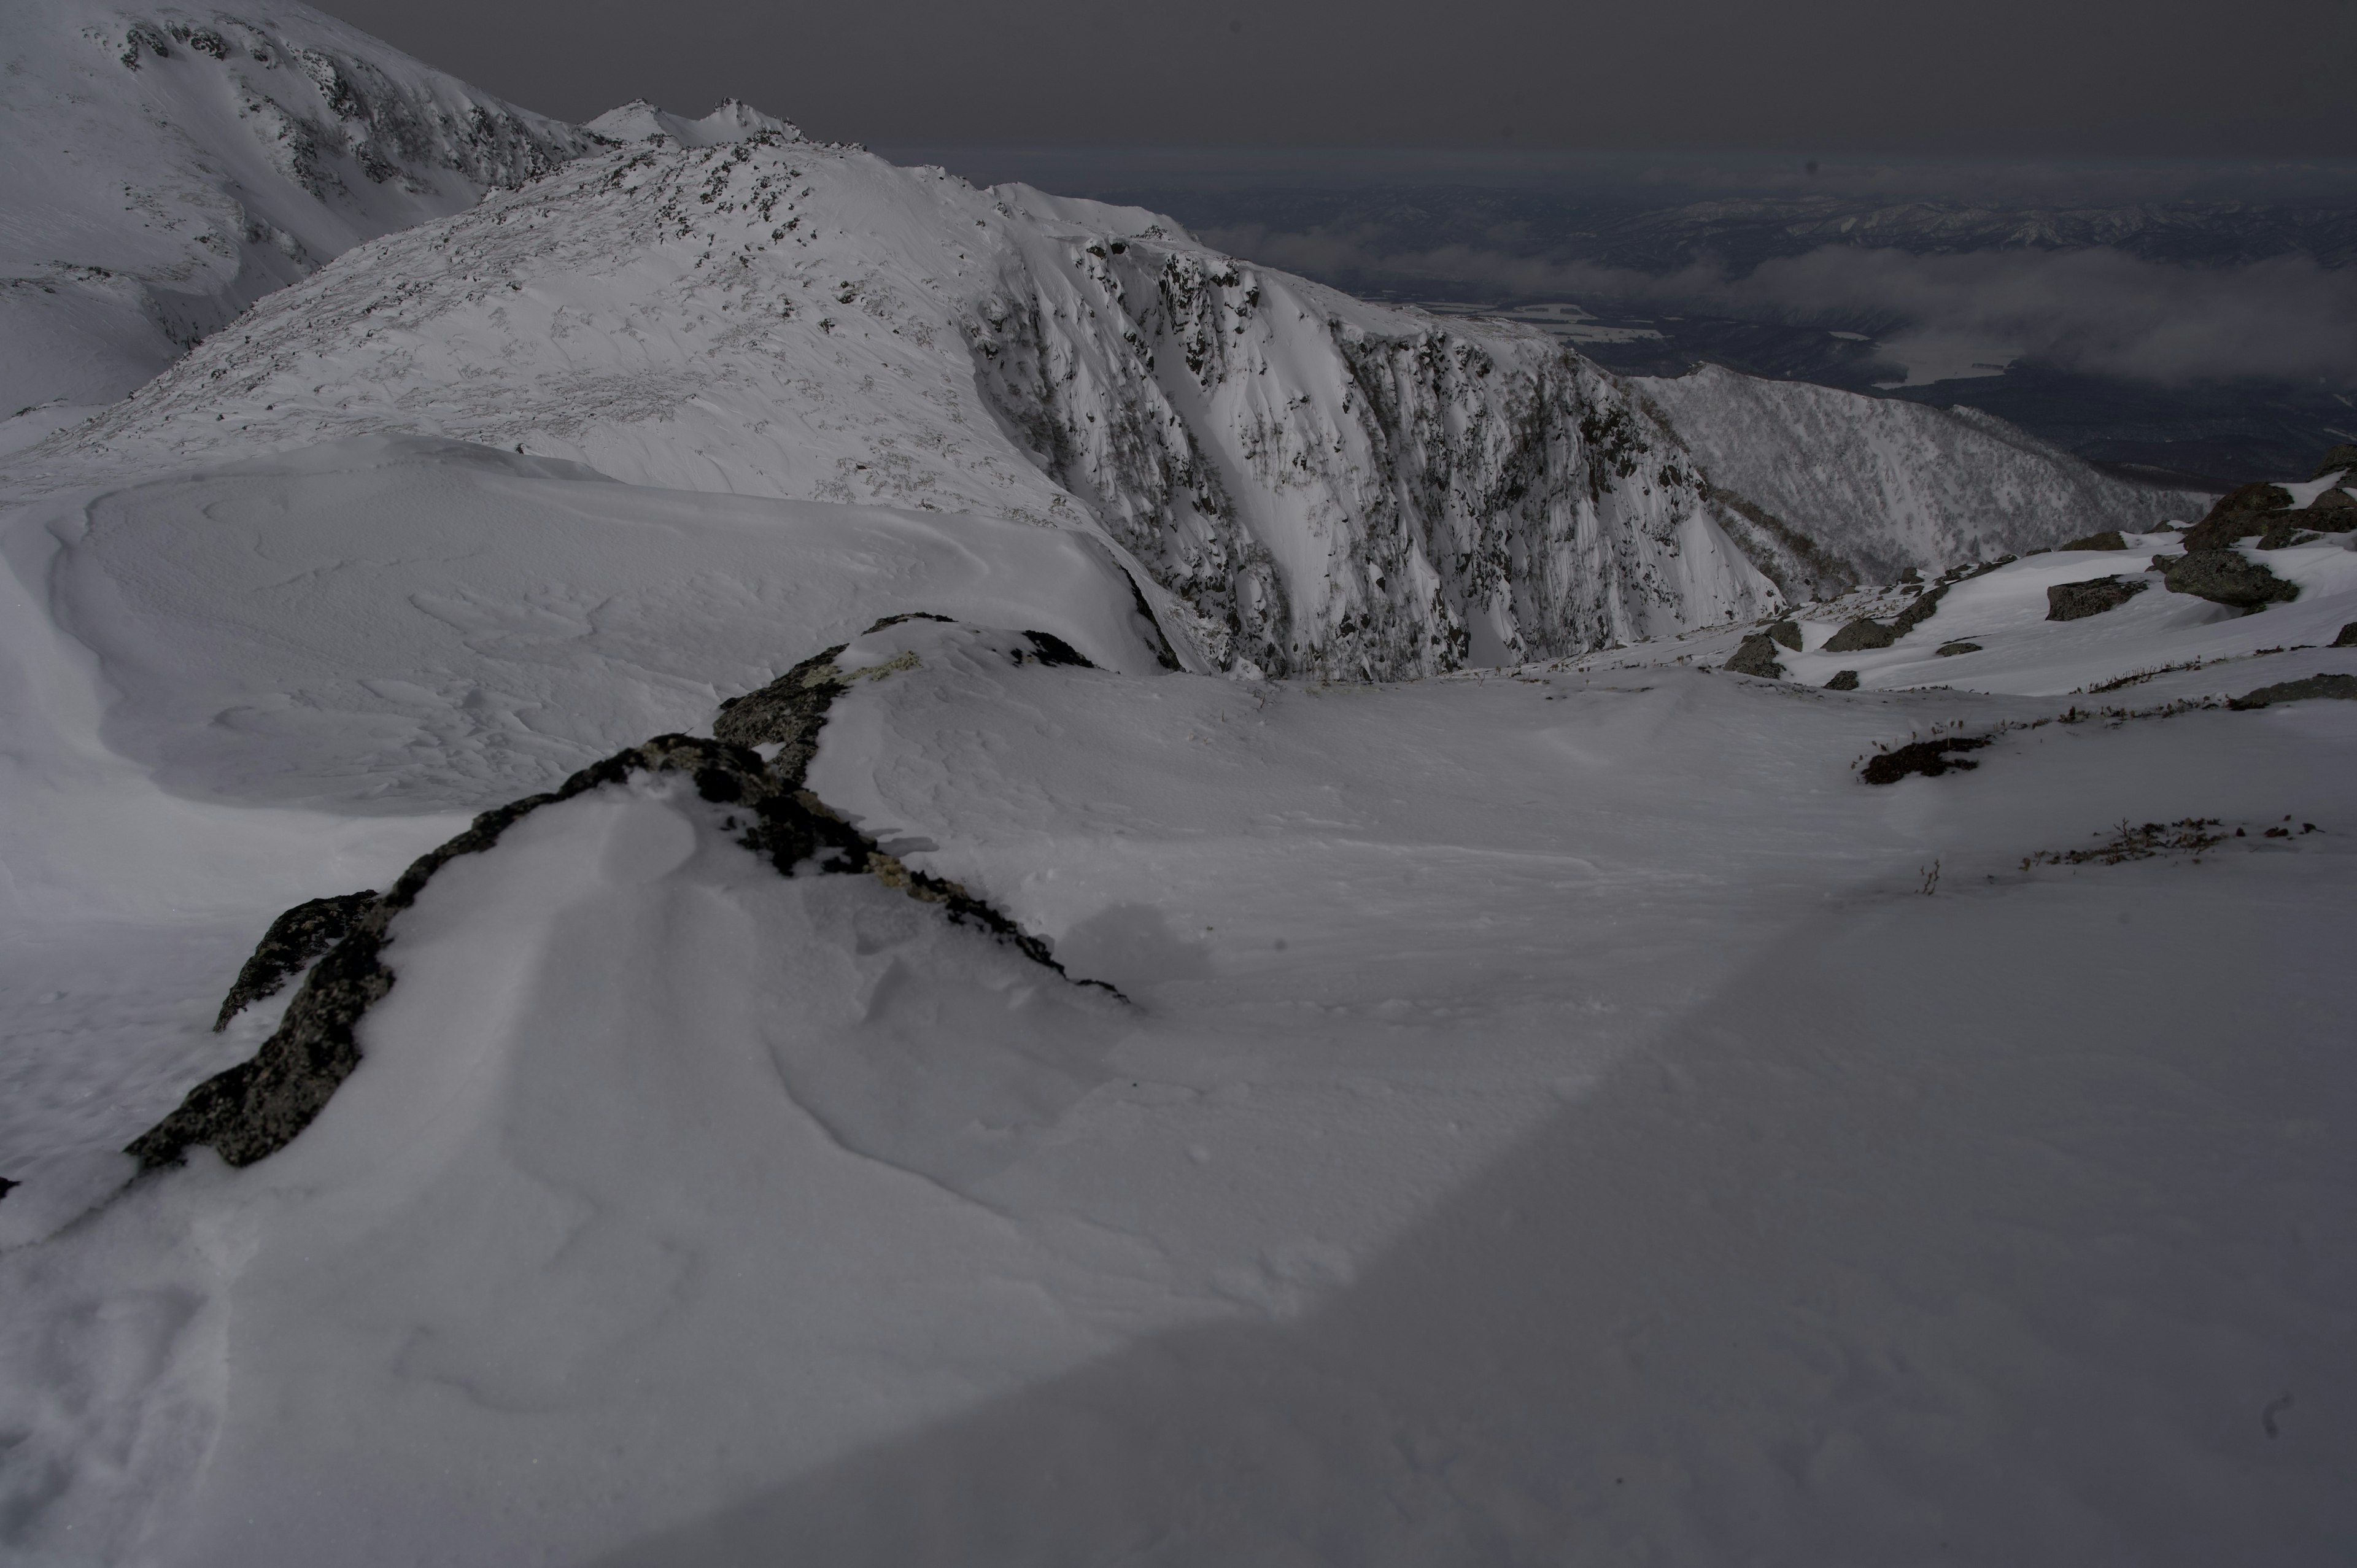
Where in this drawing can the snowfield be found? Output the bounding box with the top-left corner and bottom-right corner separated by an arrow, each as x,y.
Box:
0,5 -> 2351,1563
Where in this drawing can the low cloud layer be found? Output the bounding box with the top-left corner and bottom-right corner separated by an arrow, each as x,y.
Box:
1203,228 -> 2357,387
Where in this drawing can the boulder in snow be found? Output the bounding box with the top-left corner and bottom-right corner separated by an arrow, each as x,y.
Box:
1824,617 -> 1898,652
2159,550 -> 2299,610
1724,635 -> 1787,678
2046,576 -> 2149,621
2227,674 -> 2357,710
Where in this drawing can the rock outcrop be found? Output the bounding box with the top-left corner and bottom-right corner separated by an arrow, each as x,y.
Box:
128,619 -> 1109,1172
2046,576 -> 2148,621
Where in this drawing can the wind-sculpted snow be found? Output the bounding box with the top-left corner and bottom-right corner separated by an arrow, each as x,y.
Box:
1636,364 -> 2210,584
41,436 -> 1167,813
0,0 -> 595,419
18,133 -> 1786,677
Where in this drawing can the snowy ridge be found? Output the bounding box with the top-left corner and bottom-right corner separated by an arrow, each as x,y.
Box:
584,98 -> 804,148
0,0 -> 595,420
11,133 -> 1788,678
1636,363 -> 2210,589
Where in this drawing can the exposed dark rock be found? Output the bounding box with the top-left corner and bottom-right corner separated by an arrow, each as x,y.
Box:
2312,442 -> 2357,480
0,1175 -> 15,1202
2060,530 -> 2127,552
1889,585 -> 1948,634
1016,630 -> 1094,668
1862,736 -> 1991,786
2227,673 -> 2357,709
2334,623 -> 2357,647
1724,633 -> 1786,678
1113,568 -> 1185,671
2159,550 -> 2300,609
1824,617 -> 1897,652
712,643 -> 853,785
214,892 -> 378,1031
2255,517 -> 2308,550
1824,670 -> 1860,691
2312,487 -> 2356,514
1766,619 -> 1803,652
130,630 -> 1112,1175
2180,484 -> 2293,550
2046,576 -> 2149,621
1935,641 -> 1982,656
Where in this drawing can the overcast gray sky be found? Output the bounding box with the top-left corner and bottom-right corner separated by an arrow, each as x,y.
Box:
317,0 -> 2356,155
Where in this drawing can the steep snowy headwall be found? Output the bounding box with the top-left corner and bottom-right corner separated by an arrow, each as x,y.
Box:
0,0 -> 596,417
18,134 -> 1781,678
1636,365 -> 2212,590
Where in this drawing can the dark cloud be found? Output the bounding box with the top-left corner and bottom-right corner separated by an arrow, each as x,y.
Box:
1200,227 -> 2357,385
314,0 -> 2357,156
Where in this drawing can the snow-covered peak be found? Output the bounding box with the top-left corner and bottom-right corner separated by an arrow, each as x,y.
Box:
12,133 -> 1789,677
583,98 -> 804,148
986,182 -> 1191,244
0,0 -> 596,419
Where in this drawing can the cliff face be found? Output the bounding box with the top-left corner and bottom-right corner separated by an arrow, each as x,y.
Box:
17,136 -> 1780,678
967,219 -> 1775,676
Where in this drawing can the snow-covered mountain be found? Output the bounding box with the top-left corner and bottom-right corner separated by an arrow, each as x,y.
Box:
1,4 -> 2208,676
2,12 -> 2354,1561
0,0 -> 594,428
1636,363 -> 2210,591
10,115 -> 2198,681
15,128 -> 1792,678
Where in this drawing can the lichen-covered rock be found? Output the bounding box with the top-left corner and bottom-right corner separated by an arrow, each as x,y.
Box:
1724,634 -> 1786,678
213,890 -> 379,1031
1824,670 -> 1860,690
2060,530 -> 2127,551
2334,622 -> 2357,647
2046,576 -> 2148,621
1935,641 -> 1982,656
2159,550 -> 2300,609
2227,673 -> 2357,709
1824,617 -> 1898,652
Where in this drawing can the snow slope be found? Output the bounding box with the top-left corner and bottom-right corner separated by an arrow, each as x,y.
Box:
0,0 -> 594,423
38,435 -> 1167,814
1637,363 -> 2210,587
1,531 -> 2351,1563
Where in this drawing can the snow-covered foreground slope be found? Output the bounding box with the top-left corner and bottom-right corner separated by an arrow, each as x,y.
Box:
1636,363 -> 2209,589
1,431 -> 2353,1561
0,0 -> 592,430
10,129 -> 1802,678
